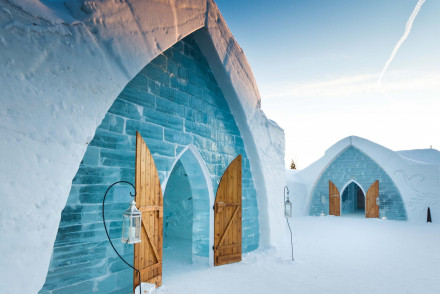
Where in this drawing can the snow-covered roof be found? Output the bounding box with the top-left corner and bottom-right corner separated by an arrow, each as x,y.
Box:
292,136 -> 440,222
0,0 -> 286,292
397,149 -> 440,166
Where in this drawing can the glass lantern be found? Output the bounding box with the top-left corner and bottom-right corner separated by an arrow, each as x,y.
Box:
121,200 -> 142,244
320,195 -> 326,216
284,197 -> 292,218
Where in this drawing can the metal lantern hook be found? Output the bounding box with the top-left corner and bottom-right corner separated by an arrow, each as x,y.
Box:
102,181 -> 143,294
283,186 -> 294,262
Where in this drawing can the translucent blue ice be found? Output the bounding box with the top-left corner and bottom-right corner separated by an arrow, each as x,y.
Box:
40,34 -> 258,294
309,146 -> 407,220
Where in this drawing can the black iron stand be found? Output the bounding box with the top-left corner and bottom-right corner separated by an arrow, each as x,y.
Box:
284,187 -> 294,262
102,181 -> 142,294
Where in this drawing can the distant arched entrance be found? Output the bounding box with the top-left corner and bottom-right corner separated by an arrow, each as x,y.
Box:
341,181 -> 365,216
310,146 -> 407,220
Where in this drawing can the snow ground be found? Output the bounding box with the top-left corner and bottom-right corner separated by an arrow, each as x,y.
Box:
158,216 -> 440,294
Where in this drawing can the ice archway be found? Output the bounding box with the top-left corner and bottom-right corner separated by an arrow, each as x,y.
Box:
163,145 -> 215,266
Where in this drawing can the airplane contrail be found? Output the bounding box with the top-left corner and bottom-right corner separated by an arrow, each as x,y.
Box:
378,0 -> 426,86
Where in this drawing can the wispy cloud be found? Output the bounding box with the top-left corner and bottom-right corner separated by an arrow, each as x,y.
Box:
378,0 -> 427,86
260,71 -> 440,100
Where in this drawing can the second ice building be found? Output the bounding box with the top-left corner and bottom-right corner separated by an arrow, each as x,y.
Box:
290,136 -> 440,222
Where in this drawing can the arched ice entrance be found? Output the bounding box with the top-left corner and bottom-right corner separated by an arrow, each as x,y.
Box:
341,180 -> 365,216
162,145 -> 215,268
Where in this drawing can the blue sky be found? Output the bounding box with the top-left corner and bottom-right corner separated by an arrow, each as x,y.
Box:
215,0 -> 440,168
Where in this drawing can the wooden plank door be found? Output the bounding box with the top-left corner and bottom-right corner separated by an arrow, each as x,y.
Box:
134,132 -> 163,289
366,180 -> 379,218
214,154 -> 242,266
329,180 -> 340,216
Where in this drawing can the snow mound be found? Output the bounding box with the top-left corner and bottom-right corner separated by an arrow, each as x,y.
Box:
286,169 -> 309,217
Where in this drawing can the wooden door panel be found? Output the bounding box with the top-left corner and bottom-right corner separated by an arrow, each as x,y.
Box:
329,181 -> 340,216
366,180 -> 379,218
134,132 -> 163,289
214,155 -> 242,266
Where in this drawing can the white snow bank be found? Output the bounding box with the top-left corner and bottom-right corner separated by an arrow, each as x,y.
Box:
289,136 -> 440,222
0,0 -> 285,292
286,169 -> 309,217
135,283 -> 156,294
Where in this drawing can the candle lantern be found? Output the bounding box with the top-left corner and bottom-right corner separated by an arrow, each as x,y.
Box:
122,200 -> 142,244
284,186 -> 292,218
283,186 -> 294,261
103,181 -> 142,294
284,197 -> 292,218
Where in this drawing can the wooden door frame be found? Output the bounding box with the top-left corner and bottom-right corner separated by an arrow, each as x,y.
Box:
162,145 -> 216,266
214,154 -> 242,266
366,180 -> 380,218
328,180 -> 340,216
134,132 -> 163,289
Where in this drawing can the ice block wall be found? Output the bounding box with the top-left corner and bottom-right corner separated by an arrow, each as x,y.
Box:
309,146 -> 407,220
39,34 -> 258,294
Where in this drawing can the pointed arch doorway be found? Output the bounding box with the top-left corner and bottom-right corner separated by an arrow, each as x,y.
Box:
341,181 -> 365,216
133,138 -> 241,289
333,180 -> 380,219
162,145 -> 215,270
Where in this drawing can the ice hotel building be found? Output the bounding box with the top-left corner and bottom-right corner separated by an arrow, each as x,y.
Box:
0,0 -> 285,293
